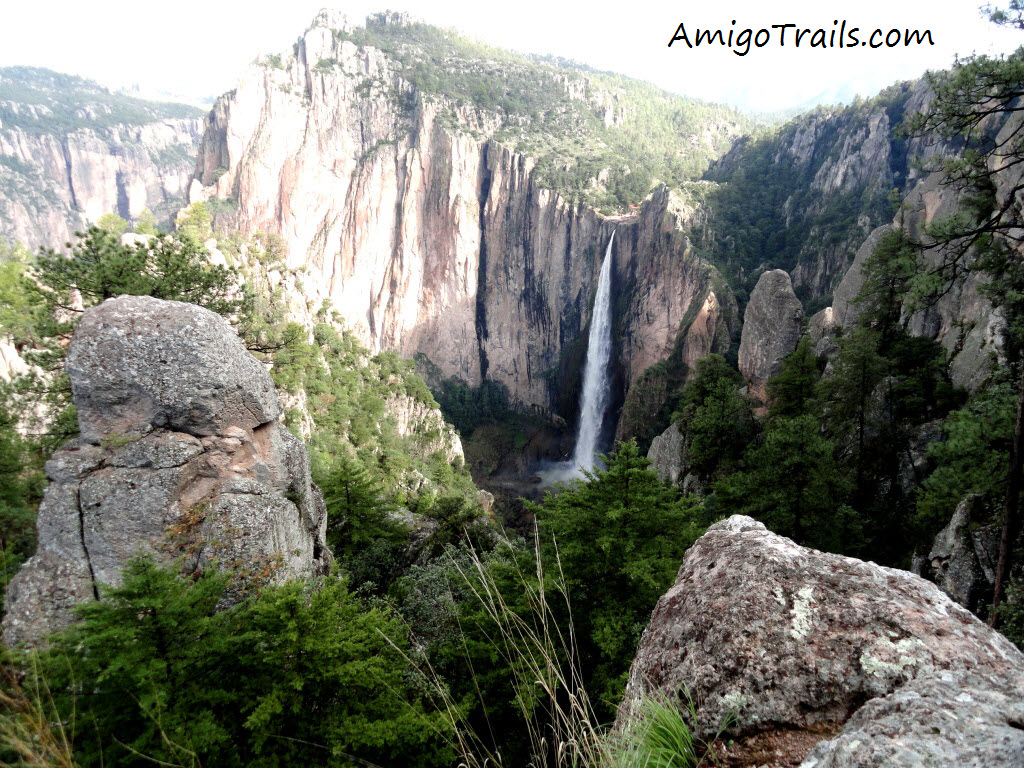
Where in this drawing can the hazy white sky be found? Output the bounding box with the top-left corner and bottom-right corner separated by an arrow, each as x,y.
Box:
2,0 -> 1020,112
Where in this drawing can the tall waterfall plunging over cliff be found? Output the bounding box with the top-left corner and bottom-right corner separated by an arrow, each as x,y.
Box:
571,232 -> 615,472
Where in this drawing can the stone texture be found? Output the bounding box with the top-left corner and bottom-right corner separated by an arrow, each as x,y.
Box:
738,270 -> 804,403
919,496 -> 999,614
830,224 -> 893,330
621,515 -> 1024,744
807,307 -> 838,358
646,422 -> 684,485
67,295 -> 281,439
802,671 -> 1024,768
2,297 -> 329,647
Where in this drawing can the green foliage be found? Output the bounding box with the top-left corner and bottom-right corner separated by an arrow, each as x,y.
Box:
133,208 -> 159,235
1000,575 -> 1024,649
0,240 -> 35,347
529,441 -> 703,711
713,415 -> 859,553
917,376 -> 1016,534
612,694 -> 729,768
672,355 -> 756,482
321,452 -> 410,592
766,336 -> 822,420
175,201 -> 213,242
34,557 -> 453,767
0,384 -> 42,618
94,212 -> 128,237
273,322 -> 476,523
329,17 -> 751,212
855,229 -> 920,339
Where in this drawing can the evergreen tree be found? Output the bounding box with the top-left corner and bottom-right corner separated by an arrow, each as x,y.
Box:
133,208 -> 159,235
94,212 -> 129,237
816,326 -> 887,498
321,453 -> 409,592
917,375 -> 1016,534
855,228 -> 920,346
673,354 -> 756,482
713,414 -> 858,552
767,335 -> 822,420
528,441 -> 703,710
37,557 -> 452,767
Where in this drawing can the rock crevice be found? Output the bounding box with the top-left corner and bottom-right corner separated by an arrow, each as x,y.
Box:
2,296 -> 330,647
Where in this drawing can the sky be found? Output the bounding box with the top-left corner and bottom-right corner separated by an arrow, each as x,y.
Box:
1,0 -> 1020,113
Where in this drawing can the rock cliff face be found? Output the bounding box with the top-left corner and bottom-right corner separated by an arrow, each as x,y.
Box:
707,80 -> 1017,392
187,13 -> 736,426
0,67 -> 204,249
621,515 -> 1024,766
738,269 -> 803,403
2,296 -> 329,647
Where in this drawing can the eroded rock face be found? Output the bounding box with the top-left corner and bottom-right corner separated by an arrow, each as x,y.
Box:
2,297 -> 329,647
187,15 -> 737,422
918,496 -> 998,614
802,670 -> 1024,768
68,296 -> 281,439
0,117 -> 202,250
621,515 -> 1024,753
738,270 -> 803,403
646,422 -> 684,485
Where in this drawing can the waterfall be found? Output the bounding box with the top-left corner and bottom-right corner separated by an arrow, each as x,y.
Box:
570,231 -> 615,472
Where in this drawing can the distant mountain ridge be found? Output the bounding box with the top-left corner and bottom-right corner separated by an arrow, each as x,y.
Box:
0,66 -> 204,249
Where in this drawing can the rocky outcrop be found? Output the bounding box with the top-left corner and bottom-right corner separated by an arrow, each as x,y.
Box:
830,224 -> 893,329
2,296 -> 329,647
383,393 -> 464,464
621,515 -> 1024,764
738,270 -> 803,403
803,670 -> 1024,767
67,296 -> 281,440
646,422 -> 684,485
187,14 -> 736,428
0,67 -> 204,249
916,495 -> 999,614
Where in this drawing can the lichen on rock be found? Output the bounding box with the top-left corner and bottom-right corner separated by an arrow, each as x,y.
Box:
619,515 -> 1024,765
2,296 -> 330,648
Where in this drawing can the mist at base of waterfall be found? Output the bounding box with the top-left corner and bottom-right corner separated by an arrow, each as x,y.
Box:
535,456 -> 607,488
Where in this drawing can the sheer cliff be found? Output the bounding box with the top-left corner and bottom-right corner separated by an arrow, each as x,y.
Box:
187,11 -> 745,427
0,67 -> 204,249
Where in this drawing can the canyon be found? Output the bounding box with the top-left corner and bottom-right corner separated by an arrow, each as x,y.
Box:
2,14 -> 1004,450
0,67 -> 204,249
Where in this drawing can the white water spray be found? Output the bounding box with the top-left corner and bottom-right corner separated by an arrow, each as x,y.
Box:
570,231 -> 615,472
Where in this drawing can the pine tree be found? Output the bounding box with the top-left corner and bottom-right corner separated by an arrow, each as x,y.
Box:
529,441 -> 703,709
713,414 -> 858,552
673,354 -> 757,482
767,336 -> 821,420
37,557 -> 453,767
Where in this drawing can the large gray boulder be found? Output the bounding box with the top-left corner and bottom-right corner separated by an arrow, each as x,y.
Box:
647,422 -> 684,485
738,270 -> 804,403
918,495 -> 998,614
830,224 -> 893,329
67,295 -> 281,440
3,297 -> 329,647
803,670 -> 1024,768
620,516 -> 1024,764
